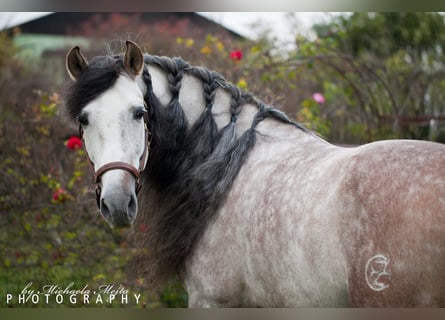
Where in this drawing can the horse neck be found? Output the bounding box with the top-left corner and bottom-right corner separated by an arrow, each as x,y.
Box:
134,56 -> 319,284
141,55 -> 315,189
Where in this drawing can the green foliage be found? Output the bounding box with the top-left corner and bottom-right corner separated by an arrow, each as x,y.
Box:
298,93 -> 331,138
294,12 -> 445,142
160,278 -> 189,308
0,29 -> 20,69
316,13 -> 445,59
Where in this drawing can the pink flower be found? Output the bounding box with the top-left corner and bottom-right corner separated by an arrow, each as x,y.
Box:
66,136 -> 82,150
312,92 -> 326,104
230,50 -> 243,61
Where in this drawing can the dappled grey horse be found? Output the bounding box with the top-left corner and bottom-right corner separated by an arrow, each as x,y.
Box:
63,41 -> 445,307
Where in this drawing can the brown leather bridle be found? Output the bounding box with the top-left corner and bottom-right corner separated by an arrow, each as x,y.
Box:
79,107 -> 151,209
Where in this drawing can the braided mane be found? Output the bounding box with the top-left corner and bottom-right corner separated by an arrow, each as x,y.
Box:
144,54 -> 308,129
135,54 -> 307,288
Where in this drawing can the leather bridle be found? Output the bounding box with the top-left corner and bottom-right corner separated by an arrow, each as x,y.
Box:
79,106 -> 151,209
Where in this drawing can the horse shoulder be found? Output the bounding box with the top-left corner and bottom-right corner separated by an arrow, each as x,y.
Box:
185,127 -> 351,306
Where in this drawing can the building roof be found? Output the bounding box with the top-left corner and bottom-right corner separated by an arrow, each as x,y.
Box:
0,12 -> 245,39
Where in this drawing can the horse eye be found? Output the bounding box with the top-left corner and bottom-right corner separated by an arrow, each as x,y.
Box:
133,108 -> 146,120
78,114 -> 89,126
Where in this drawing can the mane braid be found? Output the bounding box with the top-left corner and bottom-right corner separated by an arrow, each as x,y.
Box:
134,54 -> 309,289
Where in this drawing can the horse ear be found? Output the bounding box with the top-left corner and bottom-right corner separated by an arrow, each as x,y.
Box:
123,40 -> 144,76
66,46 -> 88,81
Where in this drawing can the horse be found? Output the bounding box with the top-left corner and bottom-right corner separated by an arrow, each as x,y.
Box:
63,40 -> 445,307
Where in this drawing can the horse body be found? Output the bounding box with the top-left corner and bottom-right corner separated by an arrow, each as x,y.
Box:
64,41 -> 445,307
185,128 -> 445,306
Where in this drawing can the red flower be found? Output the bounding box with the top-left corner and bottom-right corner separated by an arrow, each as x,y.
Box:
52,188 -> 67,203
230,50 -> 243,61
66,136 -> 82,150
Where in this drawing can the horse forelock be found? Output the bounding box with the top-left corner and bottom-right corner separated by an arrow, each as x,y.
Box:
63,55 -> 125,122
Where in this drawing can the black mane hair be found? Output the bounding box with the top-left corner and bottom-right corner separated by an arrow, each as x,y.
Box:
62,51 -> 308,290
136,54 -> 308,289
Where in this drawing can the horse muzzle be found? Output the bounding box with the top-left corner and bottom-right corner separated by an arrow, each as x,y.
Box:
95,163 -> 140,228
99,183 -> 138,228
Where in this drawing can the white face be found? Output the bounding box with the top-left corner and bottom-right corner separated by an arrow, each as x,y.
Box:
81,75 -> 146,170
80,74 -> 147,227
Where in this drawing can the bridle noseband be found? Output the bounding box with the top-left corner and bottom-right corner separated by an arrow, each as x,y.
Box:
79,107 -> 151,209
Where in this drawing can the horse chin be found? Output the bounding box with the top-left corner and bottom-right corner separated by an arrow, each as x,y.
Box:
107,219 -> 134,229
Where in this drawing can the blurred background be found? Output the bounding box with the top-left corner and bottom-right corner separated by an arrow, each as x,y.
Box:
1,12 -> 445,307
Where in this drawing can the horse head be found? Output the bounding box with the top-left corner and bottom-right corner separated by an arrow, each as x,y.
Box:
65,41 -> 149,228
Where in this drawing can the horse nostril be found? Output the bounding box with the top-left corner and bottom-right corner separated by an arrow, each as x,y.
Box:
100,198 -> 112,221
128,194 -> 138,220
